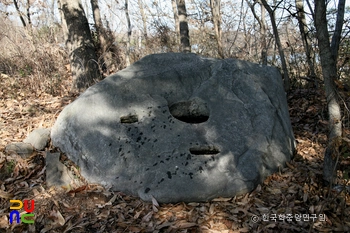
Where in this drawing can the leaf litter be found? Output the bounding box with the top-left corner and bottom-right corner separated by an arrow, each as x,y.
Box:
0,75 -> 350,232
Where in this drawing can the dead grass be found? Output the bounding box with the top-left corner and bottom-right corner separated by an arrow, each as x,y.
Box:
0,18 -> 70,97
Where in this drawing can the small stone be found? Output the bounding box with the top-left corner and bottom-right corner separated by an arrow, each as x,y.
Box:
24,128 -> 51,150
45,152 -> 81,188
5,142 -> 34,158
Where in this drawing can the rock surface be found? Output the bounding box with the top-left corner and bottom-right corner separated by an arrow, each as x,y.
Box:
51,53 -> 295,203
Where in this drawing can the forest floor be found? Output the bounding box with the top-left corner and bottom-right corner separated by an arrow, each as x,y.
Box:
0,73 -> 350,233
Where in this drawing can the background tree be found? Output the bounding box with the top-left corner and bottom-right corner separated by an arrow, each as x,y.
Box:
295,0 -> 316,79
59,0 -> 101,90
261,0 -> 290,91
330,0 -> 346,62
171,0 -> 180,49
177,0 -> 191,53
210,0 -> 224,58
246,0 -> 268,65
12,0 -> 30,27
138,0 -> 148,47
314,0 -> 345,185
124,0 -> 132,66
90,0 -> 109,72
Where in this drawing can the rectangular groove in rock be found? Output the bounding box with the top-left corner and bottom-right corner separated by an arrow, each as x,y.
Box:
120,115 -> 138,123
189,145 -> 220,155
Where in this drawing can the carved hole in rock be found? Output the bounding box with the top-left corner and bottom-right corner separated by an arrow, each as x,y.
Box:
169,98 -> 209,124
189,145 -> 220,155
120,114 -> 138,123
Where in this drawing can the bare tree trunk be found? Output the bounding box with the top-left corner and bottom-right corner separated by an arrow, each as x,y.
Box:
60,0 -> 101,90
171,0 -> 180,49
91,0 -> 107,71
246,0 -> 267,65
261,0 -> 290,91
124,0 -> 132,66
295,0 -> 316,79
13,0 -> 27,27
138,0 -> 148,46
57,0 -> 68,42
314,0 -> 343,185
26,0 -> 31,27
330,0 -> 345,62
260,2 -> 267,65
177,0 -> 191,53
210,0 -> 224,58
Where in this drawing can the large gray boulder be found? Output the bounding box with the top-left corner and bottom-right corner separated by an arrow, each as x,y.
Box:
51,53 -> 295,203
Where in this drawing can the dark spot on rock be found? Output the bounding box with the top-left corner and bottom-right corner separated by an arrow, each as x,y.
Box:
160,160 -> 164,163
199,166 -> 204,172
185,162 -> 188,166
109,143 -> 112,146
145,188 -> 150,193
167,171 -> 172,179
186,154 -> 191,160
189,173 -> 193,179
154,139 -> 158,143
146,168 -> 149,171
158,178 -> 164,184
153,162 -> 158,166
119,148 -> 122,152
136,136 -> 141,142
